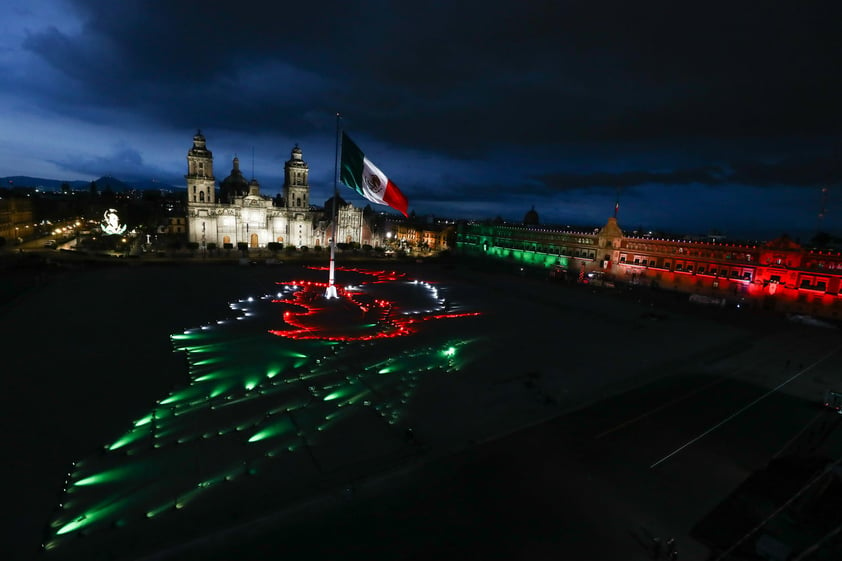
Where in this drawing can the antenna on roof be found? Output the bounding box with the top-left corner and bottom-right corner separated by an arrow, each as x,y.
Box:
251,146 -> 255,180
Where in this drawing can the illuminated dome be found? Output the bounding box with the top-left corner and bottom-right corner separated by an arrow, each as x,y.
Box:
524,206 -> 539,225
220,157 -> 249,203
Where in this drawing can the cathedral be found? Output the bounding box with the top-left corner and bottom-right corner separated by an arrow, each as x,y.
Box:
185,130 -> 382,250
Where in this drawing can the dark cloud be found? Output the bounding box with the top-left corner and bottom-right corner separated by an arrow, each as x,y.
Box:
21,1 -> 842,154
537,167 -> 723,191
5,0 -> 842,239
48,146 -> 166,181
532,150 -> 842,192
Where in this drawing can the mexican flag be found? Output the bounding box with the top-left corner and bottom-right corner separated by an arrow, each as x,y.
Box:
339,132 -> 408,216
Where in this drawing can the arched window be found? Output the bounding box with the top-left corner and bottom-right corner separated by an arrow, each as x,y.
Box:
199,191 -> 205,202
296,197 -> 302,207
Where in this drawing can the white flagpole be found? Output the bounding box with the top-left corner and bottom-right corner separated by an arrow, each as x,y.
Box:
325,113 -> 341,299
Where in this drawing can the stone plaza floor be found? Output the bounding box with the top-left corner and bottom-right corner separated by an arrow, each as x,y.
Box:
2,256 -> 840,560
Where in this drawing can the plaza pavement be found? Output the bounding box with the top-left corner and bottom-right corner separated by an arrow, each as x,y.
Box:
2,254 -> 839,560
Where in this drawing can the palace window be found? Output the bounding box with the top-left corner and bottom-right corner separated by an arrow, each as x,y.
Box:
698,267 -> 706,274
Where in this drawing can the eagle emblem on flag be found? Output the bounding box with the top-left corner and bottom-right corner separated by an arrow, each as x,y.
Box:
364,172 -> 384,196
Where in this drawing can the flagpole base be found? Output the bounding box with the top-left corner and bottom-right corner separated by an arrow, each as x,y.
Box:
325,285 -> 338,299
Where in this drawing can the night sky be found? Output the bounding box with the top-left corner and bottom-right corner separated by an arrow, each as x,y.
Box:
2,1 -> 841,239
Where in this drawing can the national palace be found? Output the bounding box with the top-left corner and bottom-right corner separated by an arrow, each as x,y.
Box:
457,213 -> 842,320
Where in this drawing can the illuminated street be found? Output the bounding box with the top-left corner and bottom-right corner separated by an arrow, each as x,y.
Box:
2,260 -> 841,560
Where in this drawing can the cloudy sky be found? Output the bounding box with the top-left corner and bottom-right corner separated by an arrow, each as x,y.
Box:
1,1 -> 841,240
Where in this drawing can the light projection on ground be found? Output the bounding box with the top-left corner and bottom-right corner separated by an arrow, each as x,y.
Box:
43,267 -> 481,556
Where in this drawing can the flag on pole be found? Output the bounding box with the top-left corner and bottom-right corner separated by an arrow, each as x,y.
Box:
339,132 -> 408,217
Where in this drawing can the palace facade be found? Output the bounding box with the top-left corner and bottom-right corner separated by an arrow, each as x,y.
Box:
458,215 -> 842,319
185,131 -> 382,250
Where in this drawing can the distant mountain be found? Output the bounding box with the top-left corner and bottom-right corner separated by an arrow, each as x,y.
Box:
1,175 -> 181,192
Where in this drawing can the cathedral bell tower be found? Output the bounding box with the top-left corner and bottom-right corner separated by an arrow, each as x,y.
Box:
186,130 -> 216,204
283,144 -> 309,210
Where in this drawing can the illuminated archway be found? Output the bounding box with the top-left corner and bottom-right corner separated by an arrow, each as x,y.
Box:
250,233 -> 259,248
223,235 -> 231,245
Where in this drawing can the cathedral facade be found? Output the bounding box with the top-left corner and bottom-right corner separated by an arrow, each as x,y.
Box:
185,131 -> 381,250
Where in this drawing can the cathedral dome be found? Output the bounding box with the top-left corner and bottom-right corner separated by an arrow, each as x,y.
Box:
323,194 -> 348,212
220,157 -> 249,202
524,206 -> 539,225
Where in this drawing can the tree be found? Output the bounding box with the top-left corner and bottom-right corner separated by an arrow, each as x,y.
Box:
237,242 -> 248,255
206,242 -> 217,255
187,241 -> 199,255
90,180 -> 98,197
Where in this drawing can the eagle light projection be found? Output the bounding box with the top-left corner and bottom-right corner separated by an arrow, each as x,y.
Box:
100,208 -> 127,235
43,268 -> 480,556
